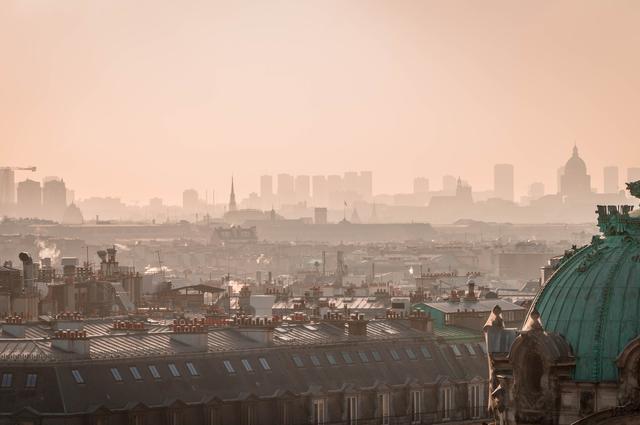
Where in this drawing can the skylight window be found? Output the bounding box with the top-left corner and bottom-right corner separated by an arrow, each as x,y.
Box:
148,365 -> 161,379
292,355 -> 304,367
326,353 -> 338,365
405,348 -> 417,360
310,355 -> 321,366
129,366 -> 142,381
371,351 -> 382,362
71,369 -> 84,384
465,343 -> 476,356
258,357 -> 271,371
420,346 -> 432,359
110,368 -> 123,382
168,363 -> 181,377
389,349 -> 400,361
241,359 -> 253,372
223,360 -> 235,373
451,345 -> 462,357
186,362 -> 200,376
342,352 -> 353,364
358,351 -> 369,363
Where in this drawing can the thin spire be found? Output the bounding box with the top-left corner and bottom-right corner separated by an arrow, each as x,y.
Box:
228,175 -> 237,212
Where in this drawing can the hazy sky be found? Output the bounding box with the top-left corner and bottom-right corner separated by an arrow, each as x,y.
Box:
2,0 -> 639,204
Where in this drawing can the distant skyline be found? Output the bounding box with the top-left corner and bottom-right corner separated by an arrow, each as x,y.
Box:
2,1 -> 640,204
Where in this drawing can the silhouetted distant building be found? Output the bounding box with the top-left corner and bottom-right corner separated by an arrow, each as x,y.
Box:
359,170 -> 373,199
442,175 -> 457,194
0,169 -> 15,205
42,178 -> 67,221
294,175 -> 310,203
603,166 -> 619,193
314,207 -> 328,224
62,203 -> 84,224
277,173 -> 294,205
628,167 -> 640,183
413,177 -> 429,194
528,182 -> 545,200
182,189 -> 198,210
494,164 -> 514,202
311,175 -> 328,206
16,179 -> 41,217
559,145 -> 591,198
259,175 -> 273,208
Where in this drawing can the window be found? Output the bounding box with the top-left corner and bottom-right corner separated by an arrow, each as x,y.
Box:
310,355 -> 321,367
258,357 -> 271,371
371,351 -> 382,362
241,359 -> 253,372
326,353 -> 337,365
346,395 -> 358,425
441,386 -> 454,420
186,362 -> 200,376
405,347 -> 417,360
479,344 -> 487,355
0,373 -> 12,388
377,393 -> 390,425
168,363 -> 181,377
129,366 -> 142,381
148,365 -> 161,379
292,355 -> 304,367
468,383 -> 483,419
223,360 -> 235,374
451,344 -> 462,357
312,399 -> 325,425
389,349 -> 400,361
410,390 -> 422,424
465,343 -> 476,356
25,373 -> 37,388
110,368 -> 123,382
342,352 -> 353,364
71,369 -> 84,384
420,346 -> 432,359
358,351 -> 369,363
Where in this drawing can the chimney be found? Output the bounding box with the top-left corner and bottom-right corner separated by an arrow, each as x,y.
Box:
52,329 -> 90,356
347,313 -> 368,337
61,257 -> 78,279
53,312 -> 85,331
236,315 -> 275,345
409,311 -> 433,333
2,315 -> 26,338
465,279 -> 477,301
170,319 -> 208,351
18,252 -> 34,290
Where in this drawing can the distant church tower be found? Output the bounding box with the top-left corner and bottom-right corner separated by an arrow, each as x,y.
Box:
228,177 -> 237,212
560,145 -> 591,198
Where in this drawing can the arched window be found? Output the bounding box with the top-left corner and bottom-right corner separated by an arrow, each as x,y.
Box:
523,351 -> 544,393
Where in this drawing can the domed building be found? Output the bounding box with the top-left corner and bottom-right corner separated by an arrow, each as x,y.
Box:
560,145 -> 592,199
485,180 -> 640,425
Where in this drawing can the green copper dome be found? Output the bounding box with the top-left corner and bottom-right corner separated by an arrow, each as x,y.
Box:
532,182 -> 640,382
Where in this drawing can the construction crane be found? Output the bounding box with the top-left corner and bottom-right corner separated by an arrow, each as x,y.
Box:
0,166 -> 37,172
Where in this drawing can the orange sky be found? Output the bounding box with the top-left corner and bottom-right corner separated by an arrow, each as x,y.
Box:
1,0 -> 639,204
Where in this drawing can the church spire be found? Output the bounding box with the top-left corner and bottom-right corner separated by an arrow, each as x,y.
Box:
228,176 -> 237,212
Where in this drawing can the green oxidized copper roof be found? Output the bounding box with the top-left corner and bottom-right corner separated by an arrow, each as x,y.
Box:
532,181 -> 640,382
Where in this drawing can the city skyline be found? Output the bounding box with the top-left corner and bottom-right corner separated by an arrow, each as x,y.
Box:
2,1 -> 640,203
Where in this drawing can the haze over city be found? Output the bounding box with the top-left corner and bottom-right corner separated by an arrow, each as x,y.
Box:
2,3 -> 640,425
2,0 -> 640,203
